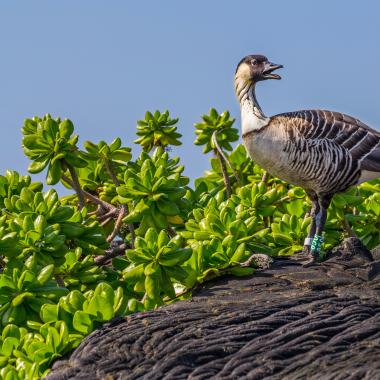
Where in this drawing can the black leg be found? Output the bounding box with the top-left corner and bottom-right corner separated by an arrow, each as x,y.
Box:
315,195 -> 332,236
303,191 -> 320,256
303,194 -> 332,266
314,207 -> 328,236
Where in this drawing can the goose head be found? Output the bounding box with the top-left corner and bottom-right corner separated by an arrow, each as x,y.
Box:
235,55 -> 283,84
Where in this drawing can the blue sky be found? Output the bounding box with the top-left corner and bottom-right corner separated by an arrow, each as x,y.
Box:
1,1 -> 379,186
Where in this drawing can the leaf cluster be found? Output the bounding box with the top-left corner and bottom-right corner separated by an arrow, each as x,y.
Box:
134,110 -> 181,151
0,108 -> 378,378
194,108 -> 238,153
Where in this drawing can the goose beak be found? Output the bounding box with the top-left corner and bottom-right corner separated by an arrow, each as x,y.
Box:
263,62 -> 283,80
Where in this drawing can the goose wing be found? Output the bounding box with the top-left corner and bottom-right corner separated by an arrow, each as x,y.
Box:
274,110 -> 380,172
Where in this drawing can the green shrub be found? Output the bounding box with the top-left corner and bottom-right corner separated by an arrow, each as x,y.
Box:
0,108 -> 377,378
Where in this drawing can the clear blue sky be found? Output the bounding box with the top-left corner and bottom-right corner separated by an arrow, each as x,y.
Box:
1,1 -> 379,185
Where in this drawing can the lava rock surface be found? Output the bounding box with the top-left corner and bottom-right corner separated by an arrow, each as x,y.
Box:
46,238 -> 380,380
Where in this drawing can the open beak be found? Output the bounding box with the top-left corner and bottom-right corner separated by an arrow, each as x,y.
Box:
263,62 -> 283,80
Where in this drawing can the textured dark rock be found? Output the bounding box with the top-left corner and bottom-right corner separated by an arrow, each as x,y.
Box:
46,239 -> 380,380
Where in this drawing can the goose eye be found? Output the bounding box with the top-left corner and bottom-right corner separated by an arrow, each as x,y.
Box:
251,60 -> 257,66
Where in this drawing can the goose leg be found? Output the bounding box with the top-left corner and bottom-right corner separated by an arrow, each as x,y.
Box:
302,191 -> 320,256
304,195 -> 332,266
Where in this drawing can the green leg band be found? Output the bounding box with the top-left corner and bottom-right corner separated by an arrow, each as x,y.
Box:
311,234 -> 323,253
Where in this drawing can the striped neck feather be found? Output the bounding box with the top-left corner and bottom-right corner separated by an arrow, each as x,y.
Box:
235,79 -> 269,135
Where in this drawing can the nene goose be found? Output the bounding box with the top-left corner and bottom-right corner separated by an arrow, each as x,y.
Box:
235,54 -> 380,264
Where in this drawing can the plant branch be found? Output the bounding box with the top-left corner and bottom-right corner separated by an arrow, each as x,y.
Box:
95,241 -> 128,265
101,216 -> 113,227
211,130 -> 242,186
61,174 -> 114,211
63,161 -> 134,245
107,205 -> 127,242
88,204 -> 107,217
64,161 -> 86,209
215,148 -> 231,198
104,159 -> 120,186
104,158 -> 135,246
97,208 -> 118,222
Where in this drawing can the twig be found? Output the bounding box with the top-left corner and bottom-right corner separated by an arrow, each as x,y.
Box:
64,161 -> 86,209
107,205 -> 127,242
63,163 -> 135,246
212,130 -> 242,186
104,158 -> 135,246
95,242 -> 128,265
61,174 -> 114,211
88,204 -> 106,217
104,159 -> 120,186
215,148 -> 232,198
98,208 -> 118,222
101,216 -> 113,227
261,171 -> 269,183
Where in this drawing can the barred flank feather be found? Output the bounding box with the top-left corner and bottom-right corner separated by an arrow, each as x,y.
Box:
269,110 -> 380,193
241,107 -> 380,195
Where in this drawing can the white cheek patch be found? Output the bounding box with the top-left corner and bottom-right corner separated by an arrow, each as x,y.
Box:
236,63 -> 251,82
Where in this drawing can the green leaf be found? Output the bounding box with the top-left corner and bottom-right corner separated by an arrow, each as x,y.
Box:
85,282 -> 114,321
34,215 -> 47,235
2,337 -> 19,357
40,304 -> 59,323
158,248 -> 192,267
65,153 -> 88,168
59,119 -> 74,139
23,135 -> 49,150
157,230 -> 170,249
111,150 -> 132,163
272,232 -> 293,245
156,199 -> 180,216
126,248 -> 153,264
230,243 -> 246,263
11,292 -> 33,307
73,311 -> 93,334
123,264 -> 145,282
145,274 -> 160,301
28,156 -> 50,174
46,160 -> 62,185
36,265 -> 54,285
284,199 -> 305,217
67,290 -> 86,311
2,325 -> 20,340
